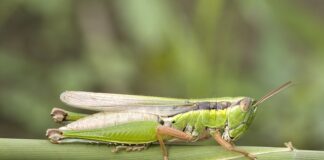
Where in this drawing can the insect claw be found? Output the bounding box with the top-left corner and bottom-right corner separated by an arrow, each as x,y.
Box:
284,141 -> 296,151
111,148 -> 118,153
111,146 -> 121,153
247,153 -> 257,160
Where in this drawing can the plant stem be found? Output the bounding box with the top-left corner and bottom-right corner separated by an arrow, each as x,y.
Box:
0,138 -> 323,160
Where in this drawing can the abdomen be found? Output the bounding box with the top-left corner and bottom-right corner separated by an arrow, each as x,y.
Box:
62,121 -> 159,144
59,112 -> 160,144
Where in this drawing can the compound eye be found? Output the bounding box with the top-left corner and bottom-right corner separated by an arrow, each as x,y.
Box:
240,98 -> 252,112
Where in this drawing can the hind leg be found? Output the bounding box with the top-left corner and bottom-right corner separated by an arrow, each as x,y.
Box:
46,128 -> 64,144
50,107 -> 89,123
46,128 -> 107,144
156,126 -> 193,160
112,145 -> 148,152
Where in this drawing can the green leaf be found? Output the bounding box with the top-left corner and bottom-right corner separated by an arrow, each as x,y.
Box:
0,138 -> 323,160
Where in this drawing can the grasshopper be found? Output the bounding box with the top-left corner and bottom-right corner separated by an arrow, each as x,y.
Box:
46,81 -> 292,160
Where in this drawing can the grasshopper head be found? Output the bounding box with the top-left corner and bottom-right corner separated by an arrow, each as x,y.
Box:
224,97 -> 257,141
224,81 -> 293,141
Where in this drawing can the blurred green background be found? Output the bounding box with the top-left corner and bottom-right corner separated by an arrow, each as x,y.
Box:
0,0 -> 323,150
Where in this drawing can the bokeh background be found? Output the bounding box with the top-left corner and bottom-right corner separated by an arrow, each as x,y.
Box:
0,0 -> 323,150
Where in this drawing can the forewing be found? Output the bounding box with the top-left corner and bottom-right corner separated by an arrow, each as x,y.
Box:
60,91 -> 196,116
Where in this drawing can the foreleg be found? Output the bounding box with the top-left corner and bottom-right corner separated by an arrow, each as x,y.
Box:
212,129 -> 256,160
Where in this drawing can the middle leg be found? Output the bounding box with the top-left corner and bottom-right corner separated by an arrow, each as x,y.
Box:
156,126 -> 193,160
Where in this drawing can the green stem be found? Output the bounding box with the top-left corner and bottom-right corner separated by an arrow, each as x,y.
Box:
0,138 -> 323,160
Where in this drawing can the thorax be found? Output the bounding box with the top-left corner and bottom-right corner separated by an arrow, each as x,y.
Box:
163,108 -> 229,141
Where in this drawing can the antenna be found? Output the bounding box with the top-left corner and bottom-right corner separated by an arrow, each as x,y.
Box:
253,81 -> 293,107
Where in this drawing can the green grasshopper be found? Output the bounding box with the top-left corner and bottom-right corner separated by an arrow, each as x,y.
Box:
46,81 -> 292,160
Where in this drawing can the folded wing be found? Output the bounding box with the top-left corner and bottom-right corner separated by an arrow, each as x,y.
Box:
60,91 -> 196,116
